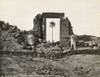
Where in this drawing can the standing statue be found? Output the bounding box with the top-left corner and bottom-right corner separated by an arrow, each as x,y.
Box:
70,34 -> 77,50
27,31 -> 35,50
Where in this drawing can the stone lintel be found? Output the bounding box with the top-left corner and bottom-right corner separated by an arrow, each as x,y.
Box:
42,12 -> 64,18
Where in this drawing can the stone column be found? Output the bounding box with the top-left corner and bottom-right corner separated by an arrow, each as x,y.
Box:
43,17 -> 46,40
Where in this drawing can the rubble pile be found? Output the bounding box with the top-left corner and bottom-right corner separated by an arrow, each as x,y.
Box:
77,35 -> 100,48
0,20 -> 100,77
0,20 -> 63,54
0,21 -> 28,51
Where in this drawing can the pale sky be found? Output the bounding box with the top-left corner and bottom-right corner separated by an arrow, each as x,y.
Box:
46,18 -> 60,42
0,0 -> 100,37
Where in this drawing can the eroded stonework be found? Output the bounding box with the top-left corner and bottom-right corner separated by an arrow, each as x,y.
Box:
33,12 -> 73,47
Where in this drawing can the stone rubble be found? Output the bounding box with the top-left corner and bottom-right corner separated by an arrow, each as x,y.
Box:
0,20 -> 100,77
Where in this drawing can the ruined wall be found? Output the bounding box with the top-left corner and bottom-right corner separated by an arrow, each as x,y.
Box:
60,17 -> 73,47
0,21 -> 4,49
33,13 -> 74,47
33,14 -> 43,38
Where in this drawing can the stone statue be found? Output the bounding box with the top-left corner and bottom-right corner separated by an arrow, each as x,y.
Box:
70,34 -> 77,50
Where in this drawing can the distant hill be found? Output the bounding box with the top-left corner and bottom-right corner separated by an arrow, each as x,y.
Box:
77,35 -> 100,41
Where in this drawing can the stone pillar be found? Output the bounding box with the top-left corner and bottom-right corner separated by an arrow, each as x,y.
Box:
60,17 -> 71,47
43,17 -> 46,40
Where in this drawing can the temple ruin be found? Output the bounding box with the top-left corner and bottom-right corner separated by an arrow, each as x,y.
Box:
33,12 -> 73,47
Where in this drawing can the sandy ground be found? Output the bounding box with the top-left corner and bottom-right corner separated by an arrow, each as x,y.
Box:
0,53 -> 100,77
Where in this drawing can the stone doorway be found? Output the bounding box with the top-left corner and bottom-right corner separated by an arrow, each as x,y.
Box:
33,12 -> 73,47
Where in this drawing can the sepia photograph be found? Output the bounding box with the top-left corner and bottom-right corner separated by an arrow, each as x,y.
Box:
0,0 -> 100,77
